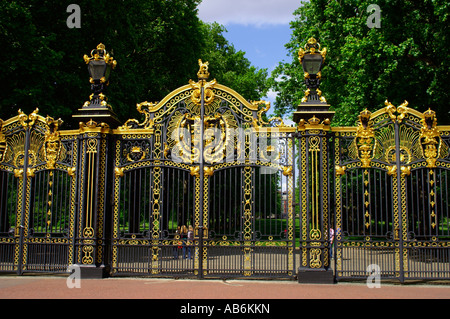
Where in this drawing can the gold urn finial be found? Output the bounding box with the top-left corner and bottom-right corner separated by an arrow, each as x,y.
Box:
197,59 -> 210,80
298,37 -> 327,63
83,43 -> 117,68
293,37 -> 334,125
74,43 -> 121,127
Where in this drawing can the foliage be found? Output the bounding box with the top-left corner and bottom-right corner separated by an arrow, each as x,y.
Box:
271,0 -> 450,126
0,0 -> 269,128
199,22 -> 270,101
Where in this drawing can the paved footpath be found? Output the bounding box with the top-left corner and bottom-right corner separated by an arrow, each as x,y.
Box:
1,275 -> 449,318
0,275 -> 449,300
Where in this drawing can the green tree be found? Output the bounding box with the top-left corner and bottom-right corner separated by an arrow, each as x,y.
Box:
0,0 -> 206,127
199,22 -> 270,101
0,1 -> 270,128
271,0 -> 450,126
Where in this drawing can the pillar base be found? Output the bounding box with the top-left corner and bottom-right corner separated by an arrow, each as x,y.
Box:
77,264 -> 108,279
72,105 -> 121,128
297,267 -> 335,284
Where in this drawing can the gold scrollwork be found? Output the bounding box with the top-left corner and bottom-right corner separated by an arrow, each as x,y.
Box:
282,166 -> 293,176
253,100 -> 288,128
18,108 -> 40,128
114,167 -> 124,178
355,109 -> 376,168
119,101 -> 157,130
384,100 -> 409,122
168,108 -> 236,165
396,100 -> 409,123
190,166 -> 200,177
419,108 -> 441,168
309,229 -> 321,241
83,43 -> 117,69
204,166 -> 214,177
387,165 -> 397,176
335,165 -> 346,176
400,165 -> 411,177
126,146 -> 146,162
0,119 -> 6,162
83,226 -> 94,238
67,167 -> 76,177
44,116 -> 63,169
26,168 -> 35,178
82,245 -> 94,264
14,168 -> 23,178
310,248 -> 322,268
188,59 -> 217,106
197,59 -> 210,80
385,100 -> 397,122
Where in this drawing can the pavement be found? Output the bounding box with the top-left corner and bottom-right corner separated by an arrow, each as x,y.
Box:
1,275 -> 448,317
0,274 -> 449,300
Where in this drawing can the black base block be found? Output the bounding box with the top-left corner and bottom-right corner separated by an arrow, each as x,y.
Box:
78,264 -> 108,279
297,267 -> 335,284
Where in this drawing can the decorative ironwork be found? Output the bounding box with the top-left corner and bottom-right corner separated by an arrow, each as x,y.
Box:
419,108 -> 442,168
298,37 -> 327,104
355,109 -> 376,168
333,103 -> 450,282
0,109 -> 78,274
43,117 -> 63,169
0,119 -> 6,162
0,57 -> 449,283
82,43 -> 117,108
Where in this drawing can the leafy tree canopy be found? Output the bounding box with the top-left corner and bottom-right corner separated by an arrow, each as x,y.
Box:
200,22 -> 269,102
271,0 -> 450,126
0,0 -> 269,128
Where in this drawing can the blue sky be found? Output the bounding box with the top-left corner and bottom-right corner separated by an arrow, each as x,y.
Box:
198,0 -> 301,115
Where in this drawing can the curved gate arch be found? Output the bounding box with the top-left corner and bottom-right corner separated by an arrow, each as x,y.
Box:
110,62 -> 296,278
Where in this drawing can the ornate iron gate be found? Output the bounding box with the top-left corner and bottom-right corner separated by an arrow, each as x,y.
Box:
0,110 -> 78,274
1,56 -> 449,282
333,103 -> 450,281
110,62 -> 296,278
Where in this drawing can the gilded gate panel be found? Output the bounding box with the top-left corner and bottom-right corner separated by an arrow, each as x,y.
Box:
296,125 -> 331,271
110,61 -> 296,278
333,102 -> 450,281
0,110 -> 78,274
1,72 -> 448,282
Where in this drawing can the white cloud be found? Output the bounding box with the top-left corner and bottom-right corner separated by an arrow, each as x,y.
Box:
262,89 -> 278,116
198,0 -> 300,27
262,89 -> 277,106
265,89 -> 278,102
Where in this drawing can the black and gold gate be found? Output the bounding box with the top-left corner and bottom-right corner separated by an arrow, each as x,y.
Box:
1,43 -> 449,282
0,110 -> 78,274
110,61 -> 296,278
333,103 -> 450,281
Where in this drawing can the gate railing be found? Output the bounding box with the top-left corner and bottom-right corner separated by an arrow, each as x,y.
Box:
1,55 -> 449,283
0,110 -> 78,274
332,103 -> 450,282
108,64 -> 298,279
